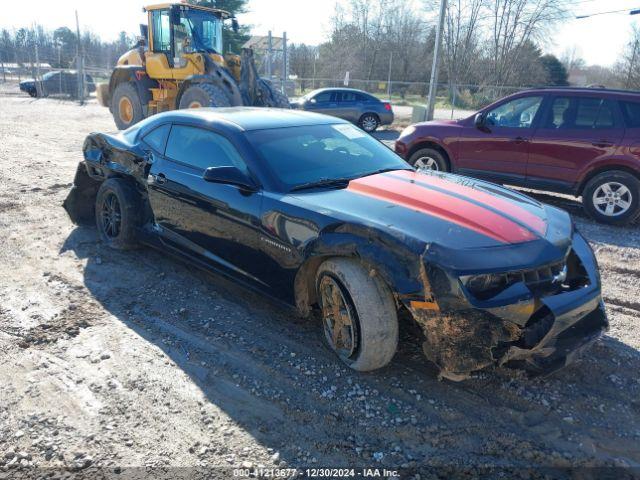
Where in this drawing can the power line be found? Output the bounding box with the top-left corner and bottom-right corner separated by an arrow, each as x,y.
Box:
576,7 -> 640,19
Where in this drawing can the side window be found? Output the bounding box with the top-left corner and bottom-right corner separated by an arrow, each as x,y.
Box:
314,91 -> 333,103
165,125 -> 248,173
544,97 -> 617,129
621,101 -> 640,127
142,124 -> 171,154
355,93 -> 370,102
340,91 -> 357,102
151,9 -> 171,53
485,96 -> 543,128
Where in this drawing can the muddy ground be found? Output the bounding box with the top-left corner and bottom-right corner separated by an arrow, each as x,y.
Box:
0,83 -> 639,479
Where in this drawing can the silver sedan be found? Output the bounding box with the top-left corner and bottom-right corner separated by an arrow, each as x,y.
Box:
290,88 -> 394,132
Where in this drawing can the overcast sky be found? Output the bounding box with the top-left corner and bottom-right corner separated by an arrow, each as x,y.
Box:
0,0 -> 636,67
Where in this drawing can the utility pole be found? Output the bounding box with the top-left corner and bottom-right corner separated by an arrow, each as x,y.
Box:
75,10 -> 84,104
626,39 -> 639,89
312,49 -> 319,90
34,24 -> 42,97
386,51 -> 393,100
266,31 -> 272,79
425,0 -> 447,121
282,31 -> 288,94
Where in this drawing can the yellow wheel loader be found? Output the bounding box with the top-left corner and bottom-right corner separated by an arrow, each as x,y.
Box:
96,2 -> 290,130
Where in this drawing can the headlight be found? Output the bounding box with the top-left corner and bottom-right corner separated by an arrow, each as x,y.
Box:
400,125 -> 416,137
461,273 -> 508,300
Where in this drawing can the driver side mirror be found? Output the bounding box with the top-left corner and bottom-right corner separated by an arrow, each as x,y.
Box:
474,113 -> 485,128
231,18 -> 240,33
203,166 -> 257,191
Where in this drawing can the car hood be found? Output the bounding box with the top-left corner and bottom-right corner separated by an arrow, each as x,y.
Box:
19,80 -> 35,86
418,119 -> 459,127
291,170 -> 573,270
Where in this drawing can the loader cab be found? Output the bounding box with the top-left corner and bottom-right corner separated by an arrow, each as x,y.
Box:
144,4 -> 227,80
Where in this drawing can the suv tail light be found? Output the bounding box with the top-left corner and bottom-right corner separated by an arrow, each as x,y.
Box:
383,102 -> 392,111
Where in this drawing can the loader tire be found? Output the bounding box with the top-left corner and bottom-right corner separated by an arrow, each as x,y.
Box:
179,83 -> 231,109
112,82 -> 144,130
261,80 -> 290,108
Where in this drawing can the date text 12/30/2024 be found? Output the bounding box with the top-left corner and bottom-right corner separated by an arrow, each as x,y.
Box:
233,468 -> 400,477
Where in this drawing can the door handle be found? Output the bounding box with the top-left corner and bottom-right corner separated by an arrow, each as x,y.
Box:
153,173 -> 167,185
511,136 -> 529,144
592,140 -> 613,148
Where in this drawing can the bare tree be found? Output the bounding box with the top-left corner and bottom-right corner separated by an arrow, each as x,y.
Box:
289,44 -> 317,92
617,25 -> 640,89
485,0 -> 567,86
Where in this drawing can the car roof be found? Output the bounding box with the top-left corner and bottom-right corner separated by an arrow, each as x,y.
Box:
515,86 -> 640,99
142,107 -> 349,133
309,87 -> 376,95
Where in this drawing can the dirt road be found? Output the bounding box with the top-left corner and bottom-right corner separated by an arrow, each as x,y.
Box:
0,86 -> 639,478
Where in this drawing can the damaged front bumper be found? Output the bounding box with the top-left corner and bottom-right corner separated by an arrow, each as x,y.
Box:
406,232 -> 608,380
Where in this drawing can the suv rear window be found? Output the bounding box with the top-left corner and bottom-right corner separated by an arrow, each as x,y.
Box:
545,96 -> 617,129
620,101 -> 640,127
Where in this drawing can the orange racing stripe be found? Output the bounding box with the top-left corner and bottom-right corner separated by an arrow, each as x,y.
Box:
347,174 -> 538,244
388,170 -> 547,236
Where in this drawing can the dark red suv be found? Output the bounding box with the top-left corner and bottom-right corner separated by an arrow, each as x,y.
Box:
395,88 -> 640,225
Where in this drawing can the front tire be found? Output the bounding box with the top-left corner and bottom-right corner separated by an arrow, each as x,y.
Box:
95,179 -> 141,250
316,258 -> 398,371
178,83 -> 231,109
408,147 -> 449,172
583,171 -> 640,225
111,83 -> 144,130
358,113 -> 380,133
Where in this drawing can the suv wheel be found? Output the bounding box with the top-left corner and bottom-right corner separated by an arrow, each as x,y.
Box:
408,147 -> 449,172
315,258 -> 398,371
583,171 -> 640,225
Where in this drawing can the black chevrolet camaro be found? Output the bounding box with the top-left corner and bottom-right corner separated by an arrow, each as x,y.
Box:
64,108 -> 607,380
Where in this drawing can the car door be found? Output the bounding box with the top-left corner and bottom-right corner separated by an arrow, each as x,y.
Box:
527,95 -> 625,192
145,8 -> 174,79
338,91 -> 360,122
306,91 -> 340,116
146,124 -> 266,285
456,94 -> 545,184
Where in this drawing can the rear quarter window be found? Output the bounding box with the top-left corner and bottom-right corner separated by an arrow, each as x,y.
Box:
142,124 -> 171,154
620,101 -> 640,128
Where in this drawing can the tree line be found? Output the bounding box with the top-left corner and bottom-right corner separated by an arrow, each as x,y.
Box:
287,0 -> 640,106
0,25 -> 136,72
1,0 -> 638,103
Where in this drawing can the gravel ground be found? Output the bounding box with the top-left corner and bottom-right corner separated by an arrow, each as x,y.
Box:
0,83 -> 639,479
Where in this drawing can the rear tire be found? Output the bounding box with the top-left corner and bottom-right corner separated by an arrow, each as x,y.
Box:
316,258 -> 398,371
95,178 -> 141,250
358,113 -> 380,133
111,83 -> 144,130
582,170 -> 640,225
408,147 -> 449,172
178,83 -> 231,109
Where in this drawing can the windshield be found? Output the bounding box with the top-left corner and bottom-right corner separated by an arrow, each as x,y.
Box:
42,71 -> 58,80
179,8 -> 223,54
245,124 -> 411,192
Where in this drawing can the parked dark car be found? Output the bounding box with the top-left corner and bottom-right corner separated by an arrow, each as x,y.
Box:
63,108 -> 606,380
19,71 -> 95,98
290,88 -> 393,132
395,87 -> 640,225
